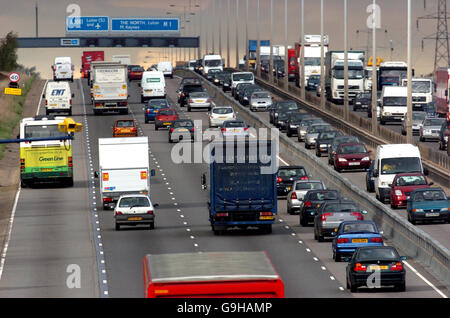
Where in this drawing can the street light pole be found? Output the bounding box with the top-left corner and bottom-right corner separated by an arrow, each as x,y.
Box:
269,0 -> 274,84
206,0 -> 209,54
344,0 -> 349,121
256,0 -> 261,78
245,0 -> 249,70
236,0 -> 240,68
371,0 -> 378,135
284,0 -> 289,89
406,0 -> 413,144
320,0 -> 325,109
218,0 -> 222,58
212,0 -> 215,53
227,0 -> 231,68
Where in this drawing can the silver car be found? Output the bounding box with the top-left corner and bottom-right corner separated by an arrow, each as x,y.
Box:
286,180 -> 326,215
209,106 -> 236,128
297,118 -> 326,142
250,91 -> 273,112
187,92 -> 211,112
221,120 -> 249,139
304,123 -> 333,149
419,117 -> 446,141
401,111 -> 426,135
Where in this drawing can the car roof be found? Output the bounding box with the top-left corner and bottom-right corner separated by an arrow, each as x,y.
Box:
411,187 -> 444,193
278,165 -> 305,169
118,194 -> 151,199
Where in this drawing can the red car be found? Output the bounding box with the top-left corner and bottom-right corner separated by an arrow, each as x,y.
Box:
390,173 -> 433,209
155,108 -> 179,130
128,65 -> 144,81
333,142 -> 371,172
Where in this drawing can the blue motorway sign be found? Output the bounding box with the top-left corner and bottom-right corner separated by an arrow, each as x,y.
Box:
66,16 -> 109,32
111,18 -> 180,32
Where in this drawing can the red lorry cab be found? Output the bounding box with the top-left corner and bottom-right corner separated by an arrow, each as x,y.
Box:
143,251 -> 284,298
81,51 -> 104,78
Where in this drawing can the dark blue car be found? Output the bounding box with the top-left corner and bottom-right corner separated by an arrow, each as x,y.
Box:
331,220 -> 383,262
406,188 -> 450,225
365,160 -> 375,193
306,75 -> 320,91
145,99 -> 170,123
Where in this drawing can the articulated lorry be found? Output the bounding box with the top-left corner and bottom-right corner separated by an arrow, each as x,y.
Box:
202,139 -> 277,234
97,137 -> 153,209
143,251 -> 284,298
247,40 -> 270,70
325,51 -> 365,103
91,62 -> 128,115
435,68 -> 450,121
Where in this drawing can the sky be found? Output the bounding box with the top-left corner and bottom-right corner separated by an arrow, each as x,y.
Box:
0,0 -> 445,79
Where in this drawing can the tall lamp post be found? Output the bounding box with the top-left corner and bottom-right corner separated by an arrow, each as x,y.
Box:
320,0 -> 325,109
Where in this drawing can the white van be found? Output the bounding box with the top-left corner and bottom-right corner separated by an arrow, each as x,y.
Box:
53,57 -> 74,82
373,144 -> 427,203
380,86 -> 408,125
157,61 -> 173,78
140,71 -> 166,102
43,81 -> 74,115
202,54 -> 223,76
231,72 -> 255,95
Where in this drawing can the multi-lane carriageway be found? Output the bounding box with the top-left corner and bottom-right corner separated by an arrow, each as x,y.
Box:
0,76 -> 448,298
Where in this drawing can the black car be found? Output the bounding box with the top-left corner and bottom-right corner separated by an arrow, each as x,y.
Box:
178,84 -> 204,107
438,120 -> 450,151
220,73 -> 232,92
277,166 -> 309,197
306,75 -> 320,91
240,85 -> 263,106
299,190 -> 340,225
269,100 -> 299,125
206,69 -> 222,81
276,111 -> 297,131
353,92 -> 372,112
168,119 -> 195,143
273,60 -> 285,78
365,160 -> 376,192
234,82 -> 253,100
315,130 -> 343,157
328,135 -> 360,165
346,246 -> 406,292
286,112 -> 313,137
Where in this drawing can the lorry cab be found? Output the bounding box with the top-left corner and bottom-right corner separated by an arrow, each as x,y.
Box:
52,57 -> 74,82
140,71 -> 166,102
373,144 -> 426,203
202,54 -> 224,75
401,78 -> 433,111
380,86 -> 408,125
43,81 -> 74,116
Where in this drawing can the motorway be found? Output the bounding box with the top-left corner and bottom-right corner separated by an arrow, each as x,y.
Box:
0,75 -> 448,298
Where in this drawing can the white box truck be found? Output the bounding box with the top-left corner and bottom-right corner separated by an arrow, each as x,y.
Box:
325,51 -> 365,103
380,86 -> 408,125
97,137 -> 154,210
52,57 -> 74,82
91,63 -> 129,115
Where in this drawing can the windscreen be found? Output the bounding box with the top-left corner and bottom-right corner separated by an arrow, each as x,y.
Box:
253,92 -> 270,99
319,131 -> 340,139
174,121 -> 193,128
412,112 -> 427,121
213,108 -> 233,114
383,97 -> 407,106
278,168 -> 307,178
295,182 -> 324,190
224,121 -> 245,128
118,197 -> 150,208
396,175 -> 427,186
338,144 -> 367,154
411,81 -> 431,93
148,100 -> 168,108
309,191 -> 339,201
95,68 -> 126,83
116,121 -> 134,128
205,59 -> 222,67
278,102 -> 298,111
159,109 -> 176,116
423,118 -> 445,126
380,157 -> 422,175
413,190 -> 447,201
24,124 -> 66,139
357,248 -> 399,261
324,203 -> 359,212
232,73 -> 254,81
334,69 -> 364,80
304,57 -> 321,66
342,223 -> 376,233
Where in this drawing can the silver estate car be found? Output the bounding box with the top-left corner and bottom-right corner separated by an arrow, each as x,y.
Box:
286,180 -> 327,215
250,91 -> 273,112
419,117 -> 446,141
304,123 -> 333,149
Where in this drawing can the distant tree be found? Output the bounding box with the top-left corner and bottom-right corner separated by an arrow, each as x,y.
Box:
0,32 -> 19,71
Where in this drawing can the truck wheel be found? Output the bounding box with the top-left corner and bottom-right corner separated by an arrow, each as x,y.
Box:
120,109 -> 129,115
46,109 -> 50,116
318,234 -> 325,242
187,106 -> 191,112
20,180 -> 27,188
65,177 -> 74,187
68,109 -> 72,116
115,223 -> 120,231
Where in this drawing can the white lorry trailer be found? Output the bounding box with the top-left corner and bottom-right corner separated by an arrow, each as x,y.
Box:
91,62 -> 129,115
97,137 -> 154,210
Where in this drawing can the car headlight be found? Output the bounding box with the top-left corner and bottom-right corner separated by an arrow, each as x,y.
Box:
413,208 -> 423,212
394,190 -> 403,196
338,158 -> 347,162
361,156 -> 370,161
274,113 -> 278,117
291,125 -> 297,128
244,97 -> 248,100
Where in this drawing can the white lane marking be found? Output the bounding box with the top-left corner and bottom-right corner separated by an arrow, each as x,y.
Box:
339,287 -> 345,291
321,266 -> 326,271
36,80 -> 48,116
403,261 -> 448,298
330,276 -> 336,281
0,186 -> 21,280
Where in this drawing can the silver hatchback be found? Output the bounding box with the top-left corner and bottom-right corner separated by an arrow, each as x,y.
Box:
286,180 -> 327,214
304,123 -> 333,149
419,117 -> 446,141
250,91 -> 273,112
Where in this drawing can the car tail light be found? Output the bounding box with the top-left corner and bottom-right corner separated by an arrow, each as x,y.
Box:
20,159 -> 25,171
291,192 -> 297,200
115,211 -> 122,215
146,109 -> 150,114
181,93 -> 185,97
351,212 -> 364,220
244,127 -> 248,131
170,128 -> 175,132
103,198 -> 113,202
233,114 -> 236,119
305,201 -> 312,207
69,99 -> 72,105
354,263 -> 367,272
321,212 -> 333,221
301,176 -> 309,180
337,238 -> 349,244
68,156 -> 73,168
45,100 -> 48,106
190,128 -> 195,132
370,237 -> 383,243
216,212 -> 228,217
189,99 -> 193,104
119,102 -> 128,106
95,103 -> 103,107
277,177 -> 282,183
147,210 -> 154,214
221,128 -> 226,132
391,262 -> 403,271
206,99 -> 211,103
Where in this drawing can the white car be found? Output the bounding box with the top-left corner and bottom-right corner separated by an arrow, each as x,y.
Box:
221,120 -> 249,139
286,180 -> 326,214
209,106 -> 236,128
114,194 -> 156,231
